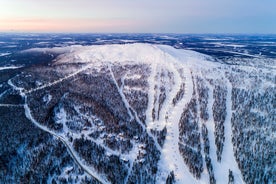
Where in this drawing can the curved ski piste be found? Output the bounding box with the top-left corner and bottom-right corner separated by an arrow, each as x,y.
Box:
148,46 -> 197,183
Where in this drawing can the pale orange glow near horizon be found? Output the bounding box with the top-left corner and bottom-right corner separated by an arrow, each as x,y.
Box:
0,18 -> 141,33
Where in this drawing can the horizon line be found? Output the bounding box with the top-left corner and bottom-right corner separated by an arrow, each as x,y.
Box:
0,31 -> 276,35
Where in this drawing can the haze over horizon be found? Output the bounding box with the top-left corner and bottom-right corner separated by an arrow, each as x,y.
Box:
0,0 -> 275,34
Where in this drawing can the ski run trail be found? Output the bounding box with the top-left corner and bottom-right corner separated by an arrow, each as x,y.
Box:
153,48 -> 198,183
5,43 -> 245,184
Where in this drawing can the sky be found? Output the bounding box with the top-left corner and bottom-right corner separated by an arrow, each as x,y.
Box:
0,0 -> 275,33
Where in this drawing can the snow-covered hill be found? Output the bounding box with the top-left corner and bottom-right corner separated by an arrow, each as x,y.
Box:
2,43 -> 275,184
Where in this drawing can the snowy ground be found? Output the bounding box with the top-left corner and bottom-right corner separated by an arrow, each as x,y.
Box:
8,43 -> 249,184
0,65 -> 23,71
